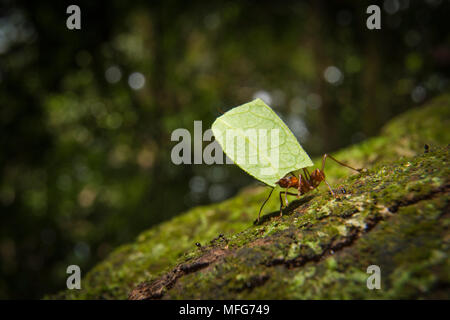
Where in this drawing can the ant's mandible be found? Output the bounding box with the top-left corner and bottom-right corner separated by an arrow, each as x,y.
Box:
257,154 -> 364,222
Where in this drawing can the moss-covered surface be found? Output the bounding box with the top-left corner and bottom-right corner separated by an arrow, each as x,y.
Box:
52,94 -> 450,299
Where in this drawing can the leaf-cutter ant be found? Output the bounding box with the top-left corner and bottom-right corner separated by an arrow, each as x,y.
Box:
257,154 -> 364,222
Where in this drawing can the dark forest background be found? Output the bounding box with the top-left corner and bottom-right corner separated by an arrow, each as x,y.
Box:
0,0 -> 448,298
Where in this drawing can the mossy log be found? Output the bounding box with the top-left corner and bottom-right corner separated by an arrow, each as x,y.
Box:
52,94 -> 450,300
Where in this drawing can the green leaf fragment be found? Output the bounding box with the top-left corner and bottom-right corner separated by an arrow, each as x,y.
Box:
211,98 -> 313,187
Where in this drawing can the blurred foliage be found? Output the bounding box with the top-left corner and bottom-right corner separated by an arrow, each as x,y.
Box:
0,0 -> 448,298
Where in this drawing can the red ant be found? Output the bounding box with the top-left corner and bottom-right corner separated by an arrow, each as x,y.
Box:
257,154 -> 364,222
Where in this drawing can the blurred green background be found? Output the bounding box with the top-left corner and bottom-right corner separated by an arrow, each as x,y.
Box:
0,0 -> 448,299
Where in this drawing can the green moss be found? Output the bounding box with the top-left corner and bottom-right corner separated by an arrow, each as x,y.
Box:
158,144 -> 448,299
50,95 -> 450,300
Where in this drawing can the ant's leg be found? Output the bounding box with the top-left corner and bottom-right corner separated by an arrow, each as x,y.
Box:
297,174 -> 302,198
321,154 -> 362,173
283,182 -> 292,209
303,168 -> 314,190
278,192 -> 284,215
284,189 -> 289,207
258,188 -> 274,222
279,191 -> 283,217
279,190 -> 297,216
303,168 -> 310,180
323,178 -> 336,197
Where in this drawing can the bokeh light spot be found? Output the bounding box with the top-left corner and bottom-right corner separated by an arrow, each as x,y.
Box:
128,72 -> 146,90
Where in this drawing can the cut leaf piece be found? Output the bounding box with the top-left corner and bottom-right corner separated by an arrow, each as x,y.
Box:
211,98 -> 313,187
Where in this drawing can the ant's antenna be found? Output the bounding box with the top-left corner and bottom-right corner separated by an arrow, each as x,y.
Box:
258,187 -> 275,222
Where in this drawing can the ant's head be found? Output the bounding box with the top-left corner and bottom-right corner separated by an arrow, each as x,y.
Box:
275,176 -> 298,188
